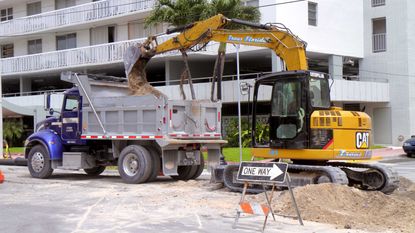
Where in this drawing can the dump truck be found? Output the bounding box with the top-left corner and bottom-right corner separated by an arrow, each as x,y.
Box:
25,72 -> 225,183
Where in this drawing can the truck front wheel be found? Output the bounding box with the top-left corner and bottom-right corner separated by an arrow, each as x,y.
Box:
28,145 -> 53,179
118,145 -> 153,184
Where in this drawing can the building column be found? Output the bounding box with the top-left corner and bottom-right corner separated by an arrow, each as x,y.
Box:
165,59 -> 184,86
271,51 -> 284,72
20,77 -> 32,94
329,55 -> 343,79
165,59 -> 171,85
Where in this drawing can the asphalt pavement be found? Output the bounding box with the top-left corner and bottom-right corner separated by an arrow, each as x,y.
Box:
1,154 -> 414,233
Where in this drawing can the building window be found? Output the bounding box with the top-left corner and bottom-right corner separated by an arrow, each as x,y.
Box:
372,18 -> 386,53
128,21 -> 167,39
27,2 -> 41,16
0,8 -> 13,22
55,0 -> 76,10
372,0 -> 385,7
28,39 -> 42,54
56,33 -> 77,50
1,44 -> 14,58
308,2 -> 317,26
90,26 -> 116,45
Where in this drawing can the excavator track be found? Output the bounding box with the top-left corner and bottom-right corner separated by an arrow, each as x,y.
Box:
327,162 -> 400,194
287,164 -> 349,186
221,163 -> 349,194
219,162 -> 398,194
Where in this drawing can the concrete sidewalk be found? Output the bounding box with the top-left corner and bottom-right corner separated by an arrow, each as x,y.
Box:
371,147 -> 406,160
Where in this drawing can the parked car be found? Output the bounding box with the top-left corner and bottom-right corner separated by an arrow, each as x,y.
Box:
402,136 -> 415,158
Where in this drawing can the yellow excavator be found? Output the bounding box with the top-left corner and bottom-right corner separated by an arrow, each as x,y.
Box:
127,14 -> 399,194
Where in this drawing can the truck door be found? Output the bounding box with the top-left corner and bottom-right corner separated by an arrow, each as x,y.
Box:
61,95 -> 80,142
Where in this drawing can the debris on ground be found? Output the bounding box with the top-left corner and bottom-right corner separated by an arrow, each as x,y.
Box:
248,177 -> 415,233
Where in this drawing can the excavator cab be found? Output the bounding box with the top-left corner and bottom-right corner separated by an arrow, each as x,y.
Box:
252,70 -> 331,149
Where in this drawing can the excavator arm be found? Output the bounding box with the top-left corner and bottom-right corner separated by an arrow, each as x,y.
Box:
138,14 -> 308,71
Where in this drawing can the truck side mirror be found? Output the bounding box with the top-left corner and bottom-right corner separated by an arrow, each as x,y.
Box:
49,108 -> 55,116
44,93 -> 51,110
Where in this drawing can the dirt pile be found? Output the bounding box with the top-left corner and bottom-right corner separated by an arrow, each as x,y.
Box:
252,177 -> 415,232
128,63 -> 166,98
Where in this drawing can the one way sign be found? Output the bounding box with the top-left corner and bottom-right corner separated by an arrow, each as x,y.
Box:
237,162 -> 288,183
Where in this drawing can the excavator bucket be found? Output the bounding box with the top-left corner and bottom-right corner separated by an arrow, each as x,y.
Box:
123,42 -> 166,98
123,45 -> 144,77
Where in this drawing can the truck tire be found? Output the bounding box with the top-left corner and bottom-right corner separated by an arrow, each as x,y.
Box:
146,147 -> 161,182
171,165 -> 197,181
28,145 -> 53,179
190,155 -> 205,180
118,145 -> 153,184
84,166 -> 106,176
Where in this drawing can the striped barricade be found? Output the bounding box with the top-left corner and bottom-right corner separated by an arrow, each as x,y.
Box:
239,202 -> 270,216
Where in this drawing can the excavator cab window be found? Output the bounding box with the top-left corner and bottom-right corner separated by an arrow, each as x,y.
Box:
309,73 -> 331,109
270,78 -> 306,141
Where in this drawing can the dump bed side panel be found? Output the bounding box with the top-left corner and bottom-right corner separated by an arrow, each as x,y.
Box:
81,95 -> 166,136
167,100 -> 221,138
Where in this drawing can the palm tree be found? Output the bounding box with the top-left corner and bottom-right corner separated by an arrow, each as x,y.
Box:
3,119 -> 24,147
145,0 -> 261,100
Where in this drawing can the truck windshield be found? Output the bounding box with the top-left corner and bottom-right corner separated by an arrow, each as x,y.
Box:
309,77 -> 330,108
271,80 -> 301,117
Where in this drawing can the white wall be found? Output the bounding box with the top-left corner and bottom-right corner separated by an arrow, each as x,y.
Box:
360,0 -> 412,145
260,0 -> 364,58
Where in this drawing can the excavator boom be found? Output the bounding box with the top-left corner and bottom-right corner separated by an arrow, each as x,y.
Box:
127,14 -> 308,73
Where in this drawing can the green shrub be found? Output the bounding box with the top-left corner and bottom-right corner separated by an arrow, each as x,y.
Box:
224,118 -> 269,147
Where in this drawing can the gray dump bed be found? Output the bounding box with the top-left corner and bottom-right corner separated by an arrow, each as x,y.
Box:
61,72 -> 222,139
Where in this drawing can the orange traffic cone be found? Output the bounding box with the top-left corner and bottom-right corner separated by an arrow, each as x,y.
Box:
0,170 -> 4,184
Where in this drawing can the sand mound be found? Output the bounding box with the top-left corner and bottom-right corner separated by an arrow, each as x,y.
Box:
128,62 -> 166,98
251,177 -> 415,232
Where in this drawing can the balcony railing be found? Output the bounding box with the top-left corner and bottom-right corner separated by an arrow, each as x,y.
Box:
0,0 -> 155,36
373,33 -> 386,53
0,34 -> 225,76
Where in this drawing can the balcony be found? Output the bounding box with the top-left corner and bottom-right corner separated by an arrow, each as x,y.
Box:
373,33 -> 386,53
0,0 -> 155,36
0,35 -> 171,76
0,34 -> 228,76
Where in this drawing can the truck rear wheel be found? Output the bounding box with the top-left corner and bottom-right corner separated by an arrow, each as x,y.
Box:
171,154 -> 204,180
146,147 -> 161,182
118,145 -> 152,184
84,166 -> 106,176
28,145 -> 53,179
171,165 -> 197,181
190,155 -> 205,180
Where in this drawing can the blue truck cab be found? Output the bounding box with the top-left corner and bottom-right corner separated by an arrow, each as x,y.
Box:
25,86 -> 110,178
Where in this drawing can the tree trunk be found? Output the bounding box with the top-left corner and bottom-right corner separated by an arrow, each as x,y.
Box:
211,42 -> 227,101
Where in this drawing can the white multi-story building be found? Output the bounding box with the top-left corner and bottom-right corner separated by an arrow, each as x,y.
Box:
0,0 -> 405,149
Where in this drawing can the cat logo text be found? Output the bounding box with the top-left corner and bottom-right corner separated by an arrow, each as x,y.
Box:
356,132 -> 369,149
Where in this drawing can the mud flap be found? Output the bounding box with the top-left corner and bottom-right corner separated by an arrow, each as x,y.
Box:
211,164 -> 225,183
